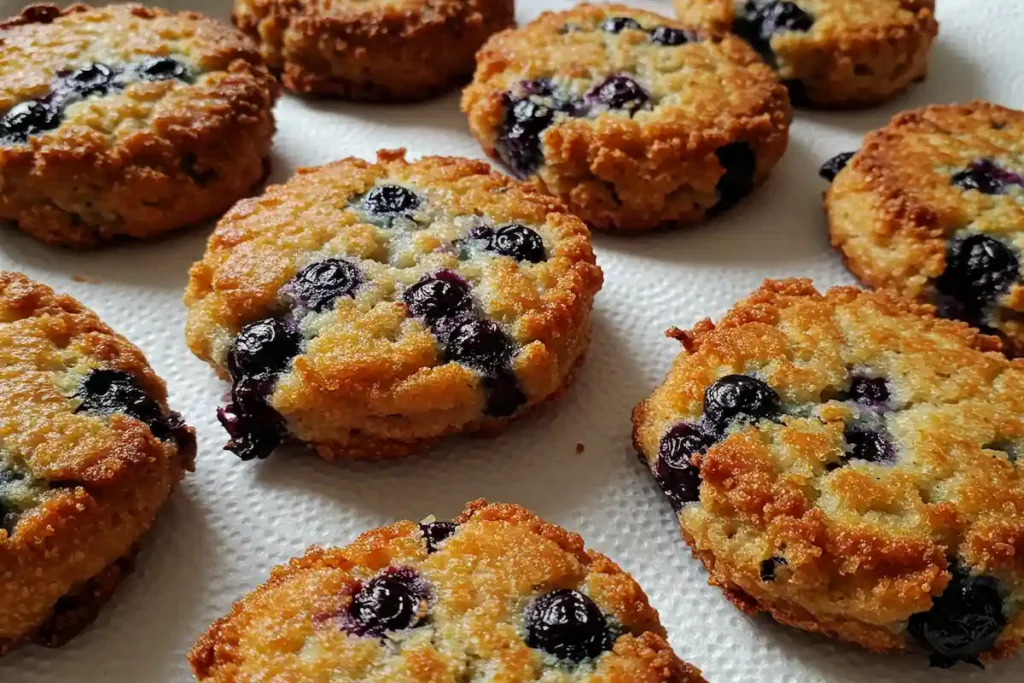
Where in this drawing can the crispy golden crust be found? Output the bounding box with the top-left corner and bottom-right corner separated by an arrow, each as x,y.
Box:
826,101 -> 1024,357
674,0 -> 937,108
185,149 -> 603,460
232,0 -> 515,101
189,500 -> 706,682
0,3 -> 279,248
461,3 -> 791,232
0,271 -> 195,653
632,279 -> 1024,659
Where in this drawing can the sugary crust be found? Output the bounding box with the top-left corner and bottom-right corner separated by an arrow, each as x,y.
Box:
232,0 -> 515,100
461,3 -> 791,232
632,279 -> 1024,658
189,500 -> 706,682
0,3 -> 279,248
674,0 -> 938,108
826,101 -> 1024,356
0,271 -> 195,652
185,149 -> 603,460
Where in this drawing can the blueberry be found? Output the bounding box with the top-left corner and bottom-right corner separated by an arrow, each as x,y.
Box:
135,56 -> 191,82
363,184 -> 422,218
602,17 -> 642,34
61,63 -> 116,97
445,319 -> 516,372
760,556 -> 787,582
0,100 -> 61,144
347,568 -> 426,637
735,1 -> 813,61
227,318 -> 301,380
935,234 -> 1019,313
498,94 -> 559,178
908,563 -> 1006,668
586,75 -> 650,114
650,25 -> 694,46
843,428 -> 896,465
75,369 -> 172,440
712,142 -> 757,213
819,152 -> 855,182
525,589 -> 613,662
844,374 -> 890,407
482,370 -> 527,417
655,423 -> 711,508
290,258 -> 363,312
420,521 -> 457,553
218,375 -> 287,461
703,374 -> 780,435
404,271 -> 474,326
480,224 -> 546,263
952,159 -> 1024,195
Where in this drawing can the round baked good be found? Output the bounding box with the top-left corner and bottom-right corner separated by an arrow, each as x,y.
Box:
189,500 -> 706,682
184,149 -> 603,462
232,0 -> 515,101
461,3 -> 791,232
0,271 -> 195,654
824,101 -> 1024,357
632,279 -> 1024,667
0,3 -> 278,248
673,0 -> 938,108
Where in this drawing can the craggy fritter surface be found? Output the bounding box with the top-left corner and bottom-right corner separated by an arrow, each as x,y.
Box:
826,102 -> 1024,357
232,0 -> 515,100
0,3 -> 279,248
674,0 -> 937,108
185,149 -> 603,461
0,271 -> 195,654
461,3 -> 791,232
633,279 -> 1024,664
189,500 -> 706,682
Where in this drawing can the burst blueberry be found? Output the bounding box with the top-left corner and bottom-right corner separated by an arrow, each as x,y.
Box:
481,370 -> 527,417
712,142 -> 757,213
586,75 -> 650,114
952,159 -> 1024,195
404,270 -> 474,325
819,152 -> 855,182
498,93 -> 560,178
363,184 -> 422,218
935,234 -> 1019,313
135,56 -> 191,82
703,374 -> 780,436
227,318 -> 301,380
650,26 -> 694,46
735,1 -> 813,61
760,556 -> 787,582
420,522 -> 457,553
290,258 -> 363,312
445,319 -> 516,372
843,428 -> 896,465
844,374 -> 890,407
0,100 -> 62,144
601,17 -> 642,34
655,423 -> 711,508
75,369 -> 172,440
218,375 -> 287,461
61,63 -> 117,98
525,589 -> 613,662
346,568 -> 427,637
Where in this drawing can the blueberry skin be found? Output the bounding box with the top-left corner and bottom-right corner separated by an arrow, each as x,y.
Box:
362,184 -> 422,218
650,26 -> 694,46
404,270 -> 474,326
524,589 -> 614,662
0,100 -> 62,144
712,142 -> 757,213
843,374 -> 890,407
655,423 -> 711,508
908,563 -> 1007,668
819,152 -> 855,182
843,428 -> 896,465
760,556 -> 787,582
290,258 -> 363,312
481,370 -> 527,418
498,94 -> 559,178
61,63 -> 117,98
218,375 -> 287,461
477,224 -> 547,263
75,369 -> 173,440
445,319 -> 517,373
602,17 -> 642,34
702,374 -> 780,436
734,1 -> 814,62
347,568 -> 427,637
586,75 -> 650,114
935,234 -> 1019,313
951,159 -> 1024,195
227,318 -> 302,380
420,522 -> 457,553
135,56 -> 191,83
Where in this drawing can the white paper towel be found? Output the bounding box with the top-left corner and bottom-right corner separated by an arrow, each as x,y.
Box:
1,0 -> 1022,680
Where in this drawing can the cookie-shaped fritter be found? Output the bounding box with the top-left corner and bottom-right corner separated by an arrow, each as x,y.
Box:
633,279 -> 1024,667
0,271 -> 195,654
232,0 -> 515,101
825,102 -> 1024,357
461,3 -> 791,232
189,500 -> 706,682
185,149 -> 603,462
0,3 -> 278,248
673,0 -> 937,108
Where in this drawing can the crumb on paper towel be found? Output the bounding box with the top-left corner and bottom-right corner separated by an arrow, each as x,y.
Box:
576,443 -> 585,454
72,274 -> 102,284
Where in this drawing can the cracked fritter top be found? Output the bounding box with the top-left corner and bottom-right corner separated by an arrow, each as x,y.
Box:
190,500 -> 706,682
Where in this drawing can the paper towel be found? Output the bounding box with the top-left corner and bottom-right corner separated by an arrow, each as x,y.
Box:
0,0 -> 1022,680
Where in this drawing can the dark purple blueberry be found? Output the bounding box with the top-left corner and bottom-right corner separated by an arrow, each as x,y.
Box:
935,234 -> 1019,313
703,374 -> 780,435
445,319 -> 516,372
227,318 -> 301,380
844,374 -> 890,407
655,423 -> 711,508
347,568 -> 427,637
734,1 -> 813,62
498,94 -> 559,178
843,428 -> 895,465
180,153 -> 217,185
782,78 -> 812,107
75,369 -> 173,440
525,589 -> 613,662
61,63 -> 116,97
363,184 -> 422,218
819,152 -> 855,182
908,563 -> 1006,668
601,16 -> 642,34
712,142 -> 757,213
650,25 -> 694,46
219,374 -> 286,461
586,75 -> 650,114
420,522 -> 457,553
952,159 -> 1024,195
0,100 -> 61,144
760,556 -> 787,582
404,270 -> 474,325
482,370 -> 527,417
483,224 -> 546,263
290,258 -> 363,312
135,56 -> 191,82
